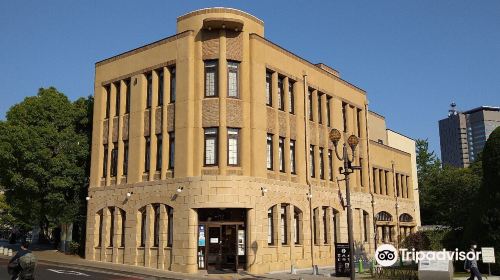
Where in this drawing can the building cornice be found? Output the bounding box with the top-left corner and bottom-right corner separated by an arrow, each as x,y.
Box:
177,7 -> 264,26
95,30 -> 193,67
369,140 -> 411,157
250,33 -> 366,96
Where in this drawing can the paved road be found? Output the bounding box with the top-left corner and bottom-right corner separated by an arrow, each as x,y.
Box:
0,258 -> 148,280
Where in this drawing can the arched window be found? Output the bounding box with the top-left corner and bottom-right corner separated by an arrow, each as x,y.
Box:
293,207 -> 302,245
280,204 -> 288,245
376,211 -> 393,222
139,207 -> 147,247
268,207 -> 274,245
399,213 -> 413,223
109,207 -> 115,247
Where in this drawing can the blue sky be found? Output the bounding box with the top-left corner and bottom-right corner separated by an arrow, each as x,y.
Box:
1,1 -> 499,156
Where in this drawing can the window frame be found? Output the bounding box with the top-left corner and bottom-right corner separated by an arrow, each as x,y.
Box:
265,71 -> 273,106
288,80 -> 295,114
168,132 -> 175,169
156,134 -> 162,171
310,145 -> 315,178
290,140 -> 296,174
279,137 -> 285,172
170,67 -> 176,103
204,60 -> 218,98
204,127 -> 218,166
319,147 -> 324,179
277,76 -> 285,111
123,141 -> 129,176
227,128 -> 240,166
115,82 -> 121,116
266,134 -> 273,170
125,79 -> 131,114
146,72 -> 153,109
318,93 -> 323,124
144,136 -> 151,173
267,207 -> 274,245
102,144 -> 108,177
105,85 -> 111,119
227,61 -> 240,98
111,143 -> 118,177
157,69 -> 164,106
327,97 -> 332,126
280,205 -> 288,245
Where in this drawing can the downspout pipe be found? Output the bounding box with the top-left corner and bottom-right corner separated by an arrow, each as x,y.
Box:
303,73 -> 316,273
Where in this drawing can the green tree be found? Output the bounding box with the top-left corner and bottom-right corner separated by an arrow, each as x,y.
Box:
0,87 -> 92,241
465,127 -> 500,274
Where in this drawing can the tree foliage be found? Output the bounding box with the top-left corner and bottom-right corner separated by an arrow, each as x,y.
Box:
0,87 -> 92,238
416,139 -> 481,227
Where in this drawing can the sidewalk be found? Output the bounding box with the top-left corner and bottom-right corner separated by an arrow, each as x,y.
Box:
0,241 -> 369,280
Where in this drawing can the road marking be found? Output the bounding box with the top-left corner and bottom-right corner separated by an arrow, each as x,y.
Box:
47,268 -> 91,276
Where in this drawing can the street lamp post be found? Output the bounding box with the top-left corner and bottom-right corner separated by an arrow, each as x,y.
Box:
330,129 -> 360,280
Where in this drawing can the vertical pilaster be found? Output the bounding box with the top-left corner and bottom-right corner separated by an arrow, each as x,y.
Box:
112,208 -> 121,263
117,81 -> 125,184
144,205 -> 154,267
161,67 -> 170,179
219,30 -> 228,175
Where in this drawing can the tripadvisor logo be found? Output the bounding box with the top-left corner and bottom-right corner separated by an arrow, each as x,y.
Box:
375,244 -> 398,267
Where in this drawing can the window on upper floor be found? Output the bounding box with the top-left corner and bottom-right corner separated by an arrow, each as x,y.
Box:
279,137 -> 285,172
290,140 -> 296,174
227,61 -> 239,98
227,128 -> 239,166
310,145 -> 315,178
278,76 -> 284,111
266,71 -> 272,106
102,144 -> 108,177
105,85 -> 111,119
319,147 -> 324,179
115,82 -> 121,116
204,128 -> 218,166
156,134 -> 162,171
318,94 -> 323,124
144,136 -> 151,172
308,90 -> 313,121
170,67 -> 176,103
123,141 -> 129,176
157,69 -> 164,106
267,134 -> 273,170
327,97 -> 332,126
342,102 -> 347,132
289,80 -> 295,114
205,61 -> 218,97
168,132 -> 175,169
125,79 -> 131,114
111,143 -> 118,177
146,73 -> 152,109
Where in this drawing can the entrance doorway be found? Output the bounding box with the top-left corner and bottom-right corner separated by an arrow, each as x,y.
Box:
197,208 -> 246,272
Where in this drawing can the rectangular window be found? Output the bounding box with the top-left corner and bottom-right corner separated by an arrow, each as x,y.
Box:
342,102 -> 347,132
373,168 -> 378,194
308,90 -> 313,121
156,134 -> 162,171
102,144 -> 108,177
125,79 -> 131,114
396,173 -> 400,197
328,149 -> 333,181
319,147 -> 324,179
204,128 -> 218,165
123,141 -> 129,176
288,81 -> 295,114
266,134 -> 273,170
109,208 -> 114,247
140,210 -> 146,247
105,85 -> 110,119
205,61 -> 218,97
278,76 -> 284,110
310,145 -> 315,178
146,73 -> 152,109
115,82 -> 120,116
359,158 -> 364,187
327,97 -> 332,126
323,208 -> 328,244
153,205 -> 160,247
168,133 -> 175,169
280,205 -> 288,245
145,137 -> 151,172
357,108 -> 362,137
227,128 -> 239,166
268,208 -> 274,245
313,211 -> 317,245
266,71 -> 272,106
120,210 -> 126,247
170,67 -> 176,103
290,140 -> 296,174
279,137 -> 285,172
157,69 -> 164,106
332,212 -> 338,243
363,211 -> 369,242
227,61 -> 239,98
111,143 -> 118,177
318,94 -> 323,124
293,208 -> 300,244
167,207 -> 173,247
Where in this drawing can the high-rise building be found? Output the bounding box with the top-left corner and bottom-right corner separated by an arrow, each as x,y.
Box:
85,8 -> 420,274
439,103 -> 500,167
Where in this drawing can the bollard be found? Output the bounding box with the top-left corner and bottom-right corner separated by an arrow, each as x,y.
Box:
8,249 -> 13,256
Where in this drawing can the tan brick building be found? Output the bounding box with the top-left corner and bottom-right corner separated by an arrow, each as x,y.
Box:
85,7 -> 421,274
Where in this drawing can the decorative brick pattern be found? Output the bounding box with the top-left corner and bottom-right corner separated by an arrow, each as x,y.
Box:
112,117 -> 119,142
102,120 -> 109,144
167,105 -> 175,132
226,31 -> 243,61
226,99 -> 243,127
202,99 -> 220,127
155,108 -> 162,135
202,31 -> 219,60
278,111 -> 287,137
144,111 -> 151,136
122,115 -> 129,140
266,108 -> 276,134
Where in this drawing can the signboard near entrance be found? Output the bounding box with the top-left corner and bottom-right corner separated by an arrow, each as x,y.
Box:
198,225 -> 206,246
482,247 -> 495,263
335,243 -> 351,277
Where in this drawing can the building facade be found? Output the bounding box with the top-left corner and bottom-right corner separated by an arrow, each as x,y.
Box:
439,103 -> 500,167
86,8 -> 420,274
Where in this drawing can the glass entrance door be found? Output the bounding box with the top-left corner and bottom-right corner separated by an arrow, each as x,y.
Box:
207,226 -> 221,271
205,224 -> 238,271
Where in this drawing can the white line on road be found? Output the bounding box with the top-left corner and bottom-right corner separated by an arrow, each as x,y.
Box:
47,268 -> 90,276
